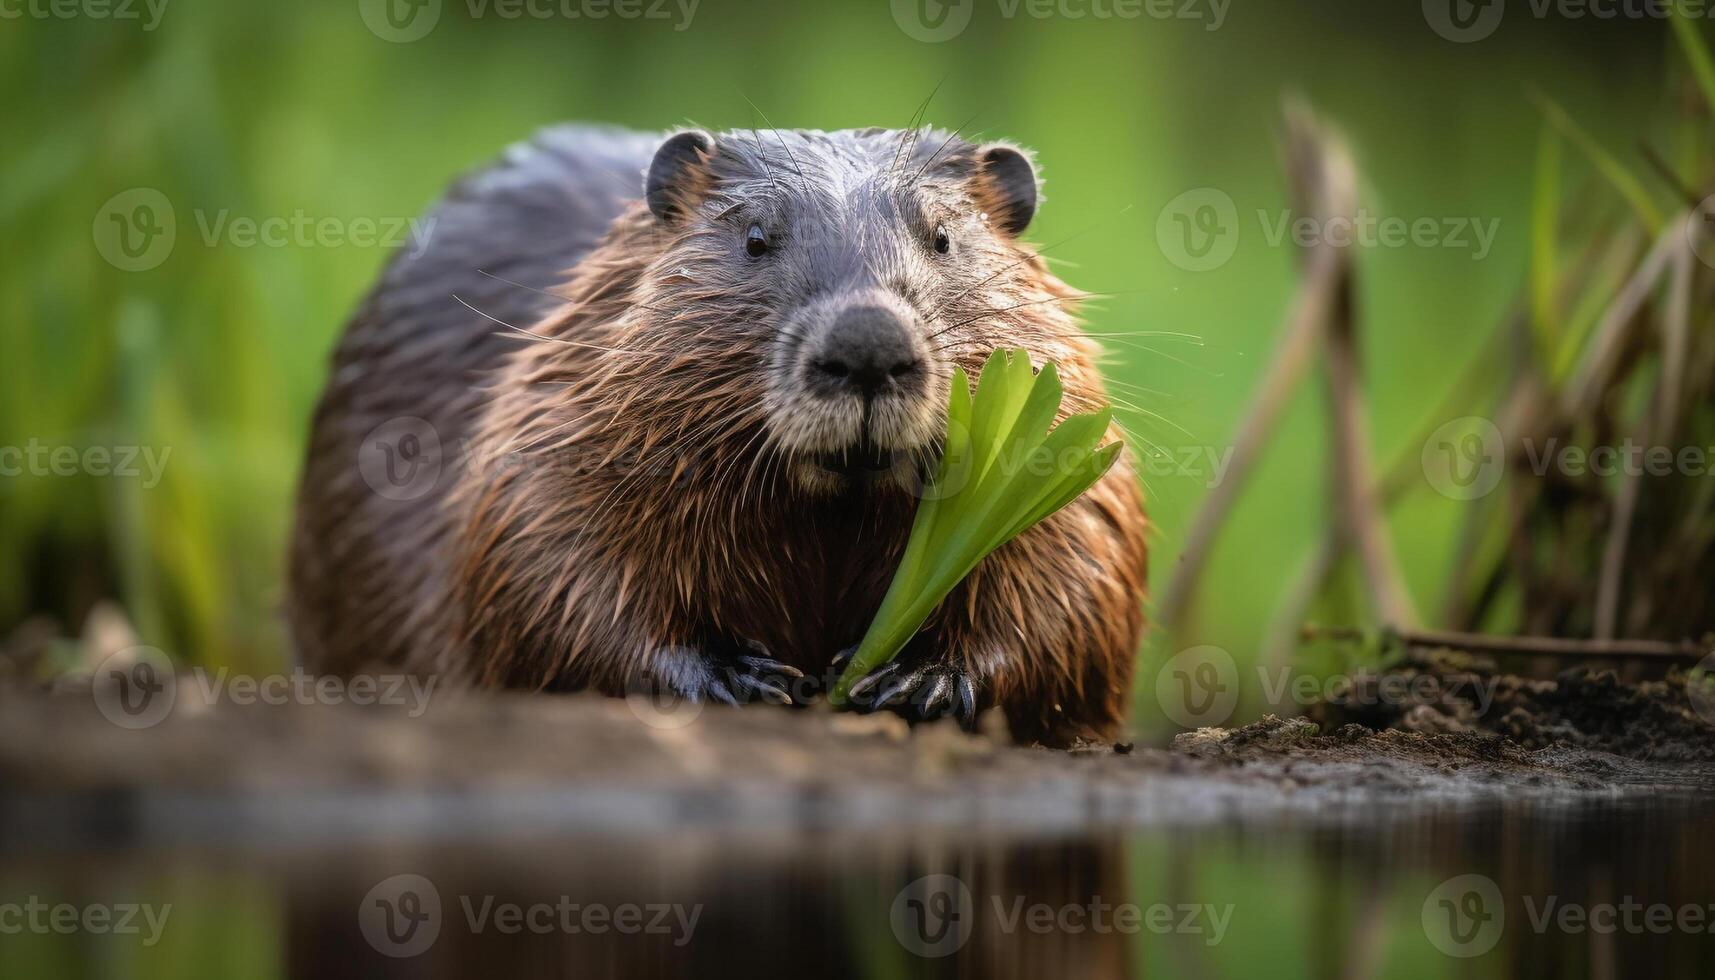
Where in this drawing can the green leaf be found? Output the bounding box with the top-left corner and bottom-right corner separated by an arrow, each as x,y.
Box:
1530,120 -> 1562,362
1670,2 -> 1715,117
829,349 -> 1124,705
1532,91 -> 1664,233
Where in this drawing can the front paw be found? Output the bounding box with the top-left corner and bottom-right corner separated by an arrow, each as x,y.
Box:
649,640 -> 803,706
840,646 -> 981,729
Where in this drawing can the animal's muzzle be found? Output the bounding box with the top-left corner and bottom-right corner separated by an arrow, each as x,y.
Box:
804,305 -> 922,401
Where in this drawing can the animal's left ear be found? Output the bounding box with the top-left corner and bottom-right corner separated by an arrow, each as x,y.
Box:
973,143 -> 1039,236
645,129 -> 715,222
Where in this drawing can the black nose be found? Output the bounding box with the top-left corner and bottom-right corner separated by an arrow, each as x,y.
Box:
810,306 -> 920,398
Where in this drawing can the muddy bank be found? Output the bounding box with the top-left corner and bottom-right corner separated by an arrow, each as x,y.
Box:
1305,649 -> 1715,762
1,663 -> 1710,848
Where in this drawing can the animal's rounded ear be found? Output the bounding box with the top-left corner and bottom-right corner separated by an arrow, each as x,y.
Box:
645,130 -> 714,221
975,143 -> 1039,236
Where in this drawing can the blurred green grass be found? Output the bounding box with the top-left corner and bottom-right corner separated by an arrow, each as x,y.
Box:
0,2 -> 1681,691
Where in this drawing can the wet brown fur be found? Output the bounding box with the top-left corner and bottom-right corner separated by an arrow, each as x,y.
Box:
290,126 -> 1148,745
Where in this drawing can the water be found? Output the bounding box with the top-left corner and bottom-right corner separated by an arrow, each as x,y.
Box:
3,791 -> 1711,978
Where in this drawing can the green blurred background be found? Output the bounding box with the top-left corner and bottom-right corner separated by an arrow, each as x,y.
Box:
0,0 -> 1685,694
4,7 -> 1713,980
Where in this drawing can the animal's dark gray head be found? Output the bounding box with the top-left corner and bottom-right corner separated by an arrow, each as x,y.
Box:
642,126 -> 1043,494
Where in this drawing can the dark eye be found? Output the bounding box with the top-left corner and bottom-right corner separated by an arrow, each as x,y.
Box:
932,224 -> 951,254
745,224 -> 769,258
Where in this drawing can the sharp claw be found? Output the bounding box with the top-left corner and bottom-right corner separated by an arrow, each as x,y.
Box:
846,662 -> 898,702
706,677 -> 739,706
872,672 -> 920,708
955,675 -> 977,727
918,674 -> 954,720
737,654 -> 803,680
831,645 -> 858,673
732,672 -> 793,705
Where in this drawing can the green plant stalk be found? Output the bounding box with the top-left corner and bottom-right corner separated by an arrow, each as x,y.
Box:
829,349 -> 1121,706
1670,2 -> 1715,117
1532,91 -> 1664,233
1530,120 -> 1562,363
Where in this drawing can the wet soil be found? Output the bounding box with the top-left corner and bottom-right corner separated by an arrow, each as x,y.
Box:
1,655 -> 1710,845
1304,649 -> 1715,763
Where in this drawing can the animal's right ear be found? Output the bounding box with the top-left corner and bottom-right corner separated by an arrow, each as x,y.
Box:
646,130 -> 714,222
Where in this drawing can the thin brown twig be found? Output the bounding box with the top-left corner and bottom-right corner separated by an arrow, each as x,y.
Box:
1157,102 -> 1359,633
1154,233 -> 1337,632
1323,235 -> 1419,628
1595,233 -> 1693,637
1560,219 -> 1684,419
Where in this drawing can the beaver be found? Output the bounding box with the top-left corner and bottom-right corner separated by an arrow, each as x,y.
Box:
288,124 -> 1148,745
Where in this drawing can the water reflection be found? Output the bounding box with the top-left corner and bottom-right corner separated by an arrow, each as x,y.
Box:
2,795 -> 1711,978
